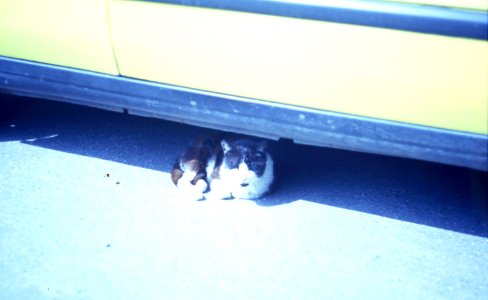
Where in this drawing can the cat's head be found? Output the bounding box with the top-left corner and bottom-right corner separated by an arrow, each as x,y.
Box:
221,139 -> 269,186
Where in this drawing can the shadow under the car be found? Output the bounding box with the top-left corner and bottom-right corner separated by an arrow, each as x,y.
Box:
1,95 -> 487,238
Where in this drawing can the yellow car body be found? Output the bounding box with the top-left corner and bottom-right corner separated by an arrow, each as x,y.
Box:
1,0 -> 487,170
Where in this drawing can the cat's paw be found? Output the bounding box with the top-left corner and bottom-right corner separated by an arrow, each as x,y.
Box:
207,179 -> 233,200
207,185 -> 234,199
194,179 -> 208,193
230,184 -> 267,200
176,179 -> 207,201
204,190 -> 232,200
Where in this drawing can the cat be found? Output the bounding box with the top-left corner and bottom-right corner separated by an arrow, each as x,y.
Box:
171,133 -> 274,200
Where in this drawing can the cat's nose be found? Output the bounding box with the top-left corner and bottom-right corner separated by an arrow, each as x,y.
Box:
240,183 -> 249,187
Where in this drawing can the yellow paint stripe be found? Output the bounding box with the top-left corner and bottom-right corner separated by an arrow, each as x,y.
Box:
110,1 -> 488,134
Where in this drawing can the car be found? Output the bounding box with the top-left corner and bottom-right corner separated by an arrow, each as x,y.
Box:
1,0 -> 487,171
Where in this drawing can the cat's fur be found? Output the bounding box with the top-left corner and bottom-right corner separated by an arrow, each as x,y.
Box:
171,134 -> 274,200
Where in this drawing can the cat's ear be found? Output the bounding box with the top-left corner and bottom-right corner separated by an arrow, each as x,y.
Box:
256,141 -> 267,152
221,140 -> 232,153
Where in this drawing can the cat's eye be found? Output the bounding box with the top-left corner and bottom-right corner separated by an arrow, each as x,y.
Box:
254,152 -> 266,161
250,162 -> 264,171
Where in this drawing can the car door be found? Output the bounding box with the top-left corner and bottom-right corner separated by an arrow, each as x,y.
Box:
108,0 -> 487,135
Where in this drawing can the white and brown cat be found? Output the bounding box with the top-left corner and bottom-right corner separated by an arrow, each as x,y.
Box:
171,133 -> 274,200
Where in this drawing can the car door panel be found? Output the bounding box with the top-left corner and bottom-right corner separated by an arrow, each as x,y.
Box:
109,0 -> 487,135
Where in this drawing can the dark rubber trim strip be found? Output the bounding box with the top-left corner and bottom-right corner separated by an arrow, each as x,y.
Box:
1,56 -> 487,171
138,0 -> 488,40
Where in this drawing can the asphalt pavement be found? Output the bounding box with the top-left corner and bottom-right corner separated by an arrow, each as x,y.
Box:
1,95 -> 487,299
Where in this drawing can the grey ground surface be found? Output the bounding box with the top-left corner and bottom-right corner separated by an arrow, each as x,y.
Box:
1,95 -> 487,299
